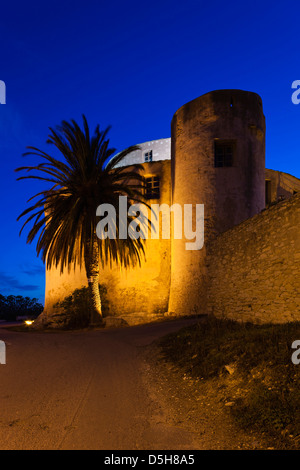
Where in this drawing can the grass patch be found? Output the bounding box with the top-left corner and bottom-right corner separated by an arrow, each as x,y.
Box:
158,316 -> 300,448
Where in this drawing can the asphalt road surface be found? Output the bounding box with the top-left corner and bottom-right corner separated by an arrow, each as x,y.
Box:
0,318 -> 199,450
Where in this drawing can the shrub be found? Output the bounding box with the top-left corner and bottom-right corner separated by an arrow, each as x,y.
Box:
53,285 -> 109,329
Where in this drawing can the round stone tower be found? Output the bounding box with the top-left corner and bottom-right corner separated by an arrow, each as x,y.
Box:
168,89 -> 266,315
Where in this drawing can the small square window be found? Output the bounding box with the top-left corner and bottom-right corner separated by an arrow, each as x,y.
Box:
144,150 -> 153,162
144,176 -> 160,199
214,141 -> 235,167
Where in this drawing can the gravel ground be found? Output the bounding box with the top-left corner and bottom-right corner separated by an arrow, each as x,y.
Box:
140,343 -> 277,450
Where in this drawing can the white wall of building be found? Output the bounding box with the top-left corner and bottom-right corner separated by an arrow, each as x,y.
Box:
113,138 -> 171,167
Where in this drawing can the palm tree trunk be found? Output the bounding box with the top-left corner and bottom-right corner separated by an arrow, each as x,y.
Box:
85,240 -> 103,325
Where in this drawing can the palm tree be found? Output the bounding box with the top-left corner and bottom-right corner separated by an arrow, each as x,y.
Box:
16,115 -> 150,325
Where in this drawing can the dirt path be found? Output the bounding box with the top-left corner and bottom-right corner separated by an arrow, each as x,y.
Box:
0,319 -> 268,450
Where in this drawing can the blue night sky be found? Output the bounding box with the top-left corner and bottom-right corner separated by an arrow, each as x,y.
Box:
0,0 -> 299,304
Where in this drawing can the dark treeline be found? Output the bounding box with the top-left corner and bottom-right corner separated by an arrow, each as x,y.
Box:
0,294 -> 43,321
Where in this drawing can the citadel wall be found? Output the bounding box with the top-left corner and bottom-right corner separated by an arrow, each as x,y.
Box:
205,193 -> 300,323
168,89 -> 266,315
99,159 -> 171,317
265,168 -> 300,205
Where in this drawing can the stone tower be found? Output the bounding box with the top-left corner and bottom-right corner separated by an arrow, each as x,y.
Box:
168,89 -> 266,315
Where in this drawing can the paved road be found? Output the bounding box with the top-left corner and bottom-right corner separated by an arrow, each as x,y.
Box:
0,318 -> 198,450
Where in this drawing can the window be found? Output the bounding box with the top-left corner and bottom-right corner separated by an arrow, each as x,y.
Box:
265,180 -> 272,205
214,141 -> 235,167
144,176 -> 160,199
144,150 -> 153,162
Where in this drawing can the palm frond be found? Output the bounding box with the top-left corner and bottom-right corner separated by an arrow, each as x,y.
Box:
16,115 -> 150,274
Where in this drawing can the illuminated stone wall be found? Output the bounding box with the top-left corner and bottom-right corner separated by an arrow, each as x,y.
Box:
205,193 -> 300,323
265,168 -> 300,204
44,260 -> 88,314
168,90 -> 266,315
99,159 -> 172,316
